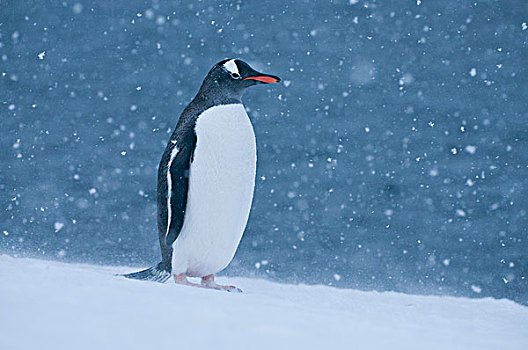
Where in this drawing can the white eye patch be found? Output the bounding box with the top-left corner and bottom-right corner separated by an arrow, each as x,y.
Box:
223,59 -> 239,75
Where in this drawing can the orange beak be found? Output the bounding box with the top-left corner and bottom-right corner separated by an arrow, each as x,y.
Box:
243,76 -> 280,84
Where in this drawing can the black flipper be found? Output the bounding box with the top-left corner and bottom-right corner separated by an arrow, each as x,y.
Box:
121,262 -> 171,283
157,129 -> 197,249
164,143 -> 194,247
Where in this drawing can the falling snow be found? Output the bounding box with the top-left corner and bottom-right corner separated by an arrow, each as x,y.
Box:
54,222 -> 65,232
0,0 -> 526,307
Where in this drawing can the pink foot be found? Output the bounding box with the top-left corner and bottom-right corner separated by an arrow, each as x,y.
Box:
173,274 -> 242,293
201,274 -> 243,293
173,273 -> 203,288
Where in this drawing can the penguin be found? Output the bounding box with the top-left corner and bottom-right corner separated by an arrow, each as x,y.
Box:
123,59 -> 280,292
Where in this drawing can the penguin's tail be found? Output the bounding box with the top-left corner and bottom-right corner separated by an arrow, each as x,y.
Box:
120,262 -> 171,283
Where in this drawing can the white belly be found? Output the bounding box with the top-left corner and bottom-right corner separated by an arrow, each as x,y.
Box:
171,104 -> 256,277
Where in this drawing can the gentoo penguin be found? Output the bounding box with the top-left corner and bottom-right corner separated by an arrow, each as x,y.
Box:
123,59 -> 280,292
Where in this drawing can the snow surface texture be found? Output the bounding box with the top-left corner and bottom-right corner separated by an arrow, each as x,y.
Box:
1,0 -> 527,304
1,256 -> 527,350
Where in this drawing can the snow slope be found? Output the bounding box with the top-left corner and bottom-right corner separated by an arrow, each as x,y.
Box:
1,255 -> 527,350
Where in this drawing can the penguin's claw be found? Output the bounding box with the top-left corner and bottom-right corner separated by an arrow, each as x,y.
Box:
222,285 -> 243,293
204,282 -> 243,293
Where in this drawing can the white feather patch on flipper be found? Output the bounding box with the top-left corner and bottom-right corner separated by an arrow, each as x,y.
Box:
223,59 -> 239,75
165,143 -> 179,237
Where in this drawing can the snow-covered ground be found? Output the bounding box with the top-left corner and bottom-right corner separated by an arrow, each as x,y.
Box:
1,255 -> 526,350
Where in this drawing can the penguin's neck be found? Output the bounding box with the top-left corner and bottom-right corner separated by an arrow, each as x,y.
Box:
195,80 -> 243,108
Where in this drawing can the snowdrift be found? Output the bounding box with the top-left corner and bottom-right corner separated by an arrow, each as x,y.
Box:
1,255 -> 526,350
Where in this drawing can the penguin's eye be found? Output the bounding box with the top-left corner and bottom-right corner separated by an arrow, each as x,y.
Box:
230,72 -> 241,79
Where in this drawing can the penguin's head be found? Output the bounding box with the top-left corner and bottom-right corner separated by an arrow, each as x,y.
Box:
199,59 -> 280,101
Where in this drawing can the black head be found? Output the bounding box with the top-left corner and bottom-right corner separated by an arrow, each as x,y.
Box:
196,59 -> 281,103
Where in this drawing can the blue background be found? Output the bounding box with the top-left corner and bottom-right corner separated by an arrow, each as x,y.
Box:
1,0 -> 527,304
